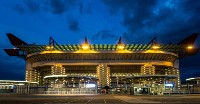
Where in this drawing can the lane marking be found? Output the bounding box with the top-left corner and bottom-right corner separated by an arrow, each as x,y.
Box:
117,98 -> 126,103
104,99 -> 106,104
85,98 -> 93,104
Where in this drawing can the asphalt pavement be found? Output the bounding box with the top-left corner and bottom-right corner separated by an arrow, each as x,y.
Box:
0,94 -> 200,104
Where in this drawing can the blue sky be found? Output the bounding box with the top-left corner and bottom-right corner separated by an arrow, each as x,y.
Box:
0,0 -> 200,81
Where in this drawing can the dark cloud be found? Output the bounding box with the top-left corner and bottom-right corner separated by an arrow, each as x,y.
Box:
102,0 -> 200,44
13,0 -> 81,15
67,18 -> 80,32
50,0 -> 65,14
180,0 -> 200,14
79,2 -> 91,15
14,0 -> 40,15
24,0 -> 40,13
122,0 -> 157,30
102,0 -> 158,43
15,4 -> 25,15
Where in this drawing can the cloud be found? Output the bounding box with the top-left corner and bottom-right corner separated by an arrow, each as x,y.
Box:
102,0 -> 158,43
67,18 -> 80,32
78,2 -> 91,15
180,0 -> 200,14
14,0 -> 40,15
13,0 -> 81,15
15,4 -> 25,15
102,0 -> 200,43
50,0 -> 65,14
24,0 -> 40,13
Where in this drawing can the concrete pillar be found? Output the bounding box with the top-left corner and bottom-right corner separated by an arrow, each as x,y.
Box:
51,65 -> 65,75
141,63 -> 155,75
26,62 -> 39,83
96,64 -> 110,87
173,59 -> 181,90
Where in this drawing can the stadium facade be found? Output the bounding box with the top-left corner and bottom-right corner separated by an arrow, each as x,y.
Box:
3,33 -> 199,95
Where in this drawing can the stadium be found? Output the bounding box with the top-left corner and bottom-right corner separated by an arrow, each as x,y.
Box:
2,33 -> 199,95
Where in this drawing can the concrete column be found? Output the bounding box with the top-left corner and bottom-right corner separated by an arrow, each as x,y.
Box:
26,62 -> 38,83
141,63 -> 155,75
96,64 -> 110,87
25,62 -> 31,81
173,59 -> 181,90
51,65 -> 65,75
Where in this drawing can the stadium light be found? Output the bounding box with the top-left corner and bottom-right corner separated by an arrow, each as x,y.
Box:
46,46 -> 50,49
117,44 -> 125,50
81,36 -> 90,50
82,44 -> 89,50
152,45 -> 160,50
46,45 -> 54,50
117,36 -> 124,50
187,45 -> 193,49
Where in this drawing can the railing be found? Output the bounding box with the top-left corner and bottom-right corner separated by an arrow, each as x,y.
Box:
44,90 -> 96,94
111,73 -> 177,77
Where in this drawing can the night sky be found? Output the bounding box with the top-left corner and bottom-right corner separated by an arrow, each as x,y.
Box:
0,0 -> 200,81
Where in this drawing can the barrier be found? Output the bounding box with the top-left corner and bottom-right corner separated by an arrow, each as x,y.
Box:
44,90 -> 96,94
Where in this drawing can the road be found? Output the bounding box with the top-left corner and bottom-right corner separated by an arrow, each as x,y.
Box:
0,94 -> 200,104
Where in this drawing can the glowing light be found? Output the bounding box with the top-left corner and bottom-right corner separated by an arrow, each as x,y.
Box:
82,45 -> 89,49
46,45 -> 54,50
118,45 -> 124,49
44,75 -> 67,78
152,45 -> 160,49
116,50 -> 133,53
118,44 -> 125,50
74,50 -> 98,53
0,80 -> 30,83
17,84 -> 25,85
82,44 -> 89,50
144,50 -> 165,53
187,46 -> 193,49
165,83 -> 173,87
41,50 -> 64,54
86,84 -> 95,88
186,78 -> 195,81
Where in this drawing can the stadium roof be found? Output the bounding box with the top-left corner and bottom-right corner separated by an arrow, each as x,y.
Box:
3,33 -> 200,58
